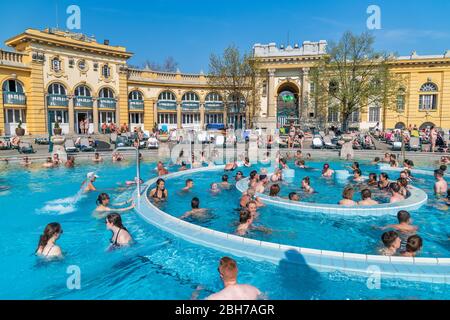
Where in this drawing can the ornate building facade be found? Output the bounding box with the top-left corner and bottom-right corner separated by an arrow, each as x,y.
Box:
1,28 -> 450,136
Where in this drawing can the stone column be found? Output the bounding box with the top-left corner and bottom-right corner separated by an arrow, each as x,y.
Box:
267,68 -> 276,118
200,103 -> 205,129
177,101 -> 182,129
93,99 -> 99,134
301,67 -> 310,122
68,95 -> 75,134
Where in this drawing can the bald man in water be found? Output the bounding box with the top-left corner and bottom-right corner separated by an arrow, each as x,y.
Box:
206,257 -> 262,300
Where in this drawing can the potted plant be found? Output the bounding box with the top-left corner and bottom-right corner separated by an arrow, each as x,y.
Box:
53,120 -> 62,135
15,120 -> 25,136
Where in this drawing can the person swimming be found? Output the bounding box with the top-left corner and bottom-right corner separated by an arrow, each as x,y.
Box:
434,169 -> 448,196
389,182 -> 405,203
288,192 -> 300,201
401,235 -> 423,257
220,174 -> 230,189
379,210 -> 418,234
338,186 -> 357,206
322,163 -> 334,177
378,173 -> 390,191
358,189 -> 379,206
92,152 -> 103,163
106,213 -> 132,249
65,156 -> 75,168
95,193 -> 135,216
210,183 -> 221,195
301,177 -> 314,194
82,172 -> 99,192
42,157 -> 54,168
180,197 -> 209,220
235,171 -> 244,182
204,257 -> 263,300
182,179 -> 194,192
149,178 -> 168,202
379,231 -> 401,256
269,184 -> 280,197
367,173 -> 378,187
36,222 -> 63,259
21,156 -> 32,167
240,188 -> 264,208
353,169 -> 364,182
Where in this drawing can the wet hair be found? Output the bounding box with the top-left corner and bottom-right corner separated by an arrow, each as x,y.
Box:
374,157 -> 380,162
439,165 -> 447,172
380,173 -> 389,180
361,189 -> 371,200
288,192 -> 299,200
191,197 -> 200,209
342,186 -> 354,200
269,184 -> 280,197
434,169 -> 444,177
249,171 -> 258,179
369,173 -> 377,181
106,213 -> 128,231
96,193 -> 110,205
354,169 -> 362,176
397,210 -> 411,223
352,162 -> 360,169
389,159 -> 397,166
298,160 -> 305,166
246,200 -> 257,209
322,163 -> 330,174
259,174 -> 268,181
397,177 -> 408,188
382,231 -> 399,248
36,223 -> 62,252
156,178 -> 165,188
390,182 -> 401,193
185,179 -> 193,185
405,235 -> 423,253
222,174 -> 229,182
239,209 -> 252,224
302,176 -> 311,185
219,257 -> 238,279
390,154 -> 397,160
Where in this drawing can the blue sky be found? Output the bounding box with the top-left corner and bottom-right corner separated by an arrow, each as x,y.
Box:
1,0 -> 450,73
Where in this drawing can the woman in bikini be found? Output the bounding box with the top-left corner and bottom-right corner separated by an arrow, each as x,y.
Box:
106,213 -> 132,249
149,178 -> 168,202
36,223 -> 63,259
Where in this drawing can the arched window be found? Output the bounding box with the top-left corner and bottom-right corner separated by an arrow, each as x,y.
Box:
102,64 -> 111,78
182,92 -> 199,101
419,82 -> 438,110
99,88 -> 114,98
51,57 -> 62,72
227,93 -> 246,105
74,85 -> 91,97
48,83 -> 66,95
2,79 -> 24,93
129,91 -> 143,101
158,91 -> 176,101
205,92 -> 223,102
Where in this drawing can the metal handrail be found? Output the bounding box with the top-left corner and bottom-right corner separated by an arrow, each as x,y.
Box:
113,147 -> 141,199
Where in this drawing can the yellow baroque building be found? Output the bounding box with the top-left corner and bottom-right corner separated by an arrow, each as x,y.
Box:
1,28 -> 450,136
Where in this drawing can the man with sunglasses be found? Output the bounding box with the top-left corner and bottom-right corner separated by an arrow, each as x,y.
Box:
205,257 -> 262,300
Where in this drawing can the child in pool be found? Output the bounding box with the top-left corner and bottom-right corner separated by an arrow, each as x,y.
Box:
379,231 -> 401,256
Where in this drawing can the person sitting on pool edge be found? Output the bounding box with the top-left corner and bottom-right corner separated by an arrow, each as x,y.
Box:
36,222 -> 63,259
149,178 -> 168,202
379,231 -> 401,256
338,186 -> 357,206
379,210 -> 418,234
182,179 -> 194,192
358,189 -> 379,206
180,197 -> 208,220
401,235 -> 423,257
389,182 -> 405,203
224,161 -> 238,171
106,213 -> 133,249
204,257 -> 263,300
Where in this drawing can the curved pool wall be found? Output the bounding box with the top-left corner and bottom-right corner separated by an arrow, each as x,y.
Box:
133,166 -> 449,284
235,177 -> 428,217
378,163 -> 450,177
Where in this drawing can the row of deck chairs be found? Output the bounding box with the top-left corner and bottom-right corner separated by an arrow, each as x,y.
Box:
65,137 -> 96,153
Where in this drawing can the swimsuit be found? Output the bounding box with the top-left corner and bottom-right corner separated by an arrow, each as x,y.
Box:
152,188 -> 166,200
110,229 -> 122,249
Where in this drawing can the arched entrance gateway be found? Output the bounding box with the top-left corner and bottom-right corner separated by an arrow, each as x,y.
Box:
277,83 -> 300,129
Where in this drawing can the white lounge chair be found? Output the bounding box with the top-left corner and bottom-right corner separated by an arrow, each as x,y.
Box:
312,136 -> 323,149
323,135 -> 337,149
80,138 -> 95,152
64,139 -> 78,153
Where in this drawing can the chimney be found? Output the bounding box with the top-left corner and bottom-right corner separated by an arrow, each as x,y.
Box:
104,39 -> 110,45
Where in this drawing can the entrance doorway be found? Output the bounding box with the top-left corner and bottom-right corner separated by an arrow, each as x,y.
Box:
76,111 -> 93,134
277,83 -> 300,129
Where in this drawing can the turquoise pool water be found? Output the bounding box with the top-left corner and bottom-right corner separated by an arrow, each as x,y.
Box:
0,158 -> 449,299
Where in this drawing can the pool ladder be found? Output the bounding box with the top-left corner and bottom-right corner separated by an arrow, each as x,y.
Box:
113,147 -> 142,199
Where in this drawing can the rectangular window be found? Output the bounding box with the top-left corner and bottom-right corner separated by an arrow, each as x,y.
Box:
158,113 -> 177,124
182,113 -> 200,124
327,109 -> 339,122
5,109 -> 25,123
419,94 -> 437,110
206,114 -> 224,124
396,95 -> 405,112
130,113 -> 143,124
99,111 -> 116,124
349,110 -> 359,122
369,107 -> 380,123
